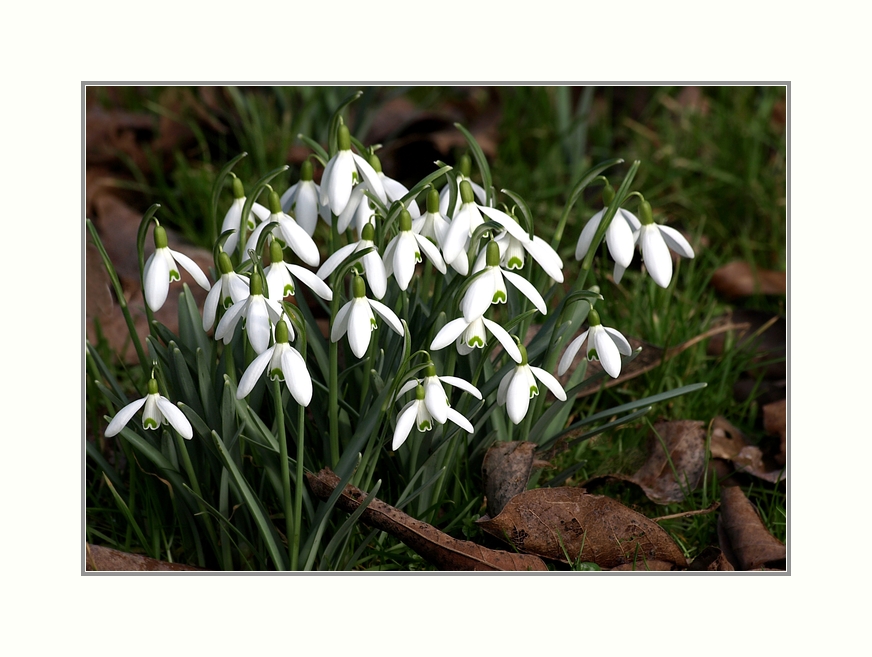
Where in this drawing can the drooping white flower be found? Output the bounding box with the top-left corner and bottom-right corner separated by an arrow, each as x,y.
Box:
319,124 -> 386,216
220,177 -> 271,255
430,313 -> 523,363
214,271 -> 284,354
413,187 -> 468,275
472,207 -> 564,283
441,180 -> 486,266
439,154 -> 486,218
331,275 -> 404,358
633,200 -> 695,288
462,241 -> 547,322
202,250 -> 250,331
280,160 -> 330,236
392,384 -> 474,451
317,222 -> 387,299
498,344 -> 566,424
105,377 -> 193,440
264,238 -> 333,303
395,362 -> 482,426
557,308 -> 632,379
143,223 -> 211,312
383,208 -> 446,290
244,191 -> 321,267
235,317 -> 312,405
574,205 -> 640,277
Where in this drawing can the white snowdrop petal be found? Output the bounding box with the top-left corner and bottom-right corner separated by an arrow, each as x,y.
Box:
279,216 -> 321,267
575,209 -> 604,261
593,326 -> 623,378
658,224 -> 695,259
288,264 -> 333,301
327,151 -> 355,215
246,297 -> 272,354
143,252 -> 170,311
606,212 -> 636,268
461,270 -> 497,323
482,317 -> 522,363
446,408 -> 474,434
430,318 -> 470,351
317,242 -> 357,280
351,153 -> 387,204
392,401 -> 418,450
369,299 -> 404,335
156,396 -> 193,439
282,347 -> 312,406
503,269 -> 548,315
236,348 -> 273,398
640,224 -> 673,288
104,398 -> 147,437
438,375 -> 482,400
424,379 -> 449,424
331,301 -> 352,343
530,366 -> 566,400
603,327 -> 633,356
558,330 -> 589,376
347,300 -> 373,358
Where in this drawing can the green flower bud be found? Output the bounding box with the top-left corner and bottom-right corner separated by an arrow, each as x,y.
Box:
361,222 -> 375,242
459,154 -> 472,178
427,188 -> 440,214
486,240 -> 501,267
399,209 -> 412,232
217,251 -> 235,275
270,239 -> 284,264
352,274 -> 366,299
639,200 -> 654,225
153,224 -> 168,249
425,363 -> 437,378
300,160 -> 314,182
232,177 -> 245,199
368,152 -> 383,174
517,343 -> 528,365
415,384 -> 426,401
147,378 -> 159,395
275,318 -> 290,344
588,308 -> 601,326
602,182 -> 616,206
338,124 -> 351,151
460,180 -> 475,204
269,190 -> 283,215
250,271 -> 263,296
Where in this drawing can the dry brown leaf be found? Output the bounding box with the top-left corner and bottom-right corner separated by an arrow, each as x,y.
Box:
717,486 -> 785,570
688,546 -> 735,571
763,399 -> 787,466
610,560 -> 677,571
477,487 -> 687,569
711,417 -> 786,484
481,441 -> 538,517
86,544 -> 205,571
710,261 -> 786,299
305,469 -> 548,571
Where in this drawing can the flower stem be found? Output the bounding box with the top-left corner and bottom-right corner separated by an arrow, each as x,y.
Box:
273,377 -> 293,570
174,431 -> 220,566
291,402 -> 305,571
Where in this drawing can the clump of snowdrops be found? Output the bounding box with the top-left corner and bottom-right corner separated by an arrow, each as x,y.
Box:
87,96 -> 701,570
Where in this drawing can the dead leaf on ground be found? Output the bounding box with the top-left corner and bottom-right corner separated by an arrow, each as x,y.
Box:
711,417 -> 786,484
477,487 -> 687,569
710,261 -> 786,299
481,441 -> 545,517
763,399 -> 787,466
717,486 -> 786,570
610,560 -> 677,571
86,544 -> 205,571
689,546 -> 735,571
581,421 -> 707,505
305,468 -> 548,571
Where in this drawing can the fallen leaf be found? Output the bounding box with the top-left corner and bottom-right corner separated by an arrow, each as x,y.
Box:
481,441 -> 538,517
86,544 -> 205,571
710,261 -> 786,299
711,417 -> 786,484
610,560 -> 677,571
717,486 -> 786,570
763,399 -> 787,466
305,468 -> 548,571
688,546 -> 735,571
477,487 -> 687,569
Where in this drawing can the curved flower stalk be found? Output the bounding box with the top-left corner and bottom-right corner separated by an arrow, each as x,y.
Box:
430,312 -> 522,363
235,317 -> 312,405
221,177 -> 271,254
143,223 -> 211,312
319,124 -> 386,216
413,187 -> 468,275
439,154 -> 486,218
395,362 -> 482,425
383,209 -> 446,290
105,376 -> 193,439
331,275 -> 404,358
498,344 -> 566,425
574,183 -> 640,283
557,308 -> 632,379
462,241 -> 547,322
244,191 -> 321,268
317,222 -> 387,299
392,384 -> 474,451
634,200 -> 695,288
202,250 -> 250,331
280,160 -> 330,236
264,239 -> 333,303
214,271 -> 283,354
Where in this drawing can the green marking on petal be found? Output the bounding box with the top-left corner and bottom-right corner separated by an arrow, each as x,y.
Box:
370,317 -> 378,329
222,296 -> 233,309
419,421 -> 431,431
530,385 -> 539,398
144,418 -> 159,430
507,256 -> 523,269
468,335 -> 484,348
169,269 -> 180,281
589,348 -> 599,361
269,367 -> 284,381
284,284 -> 294,297
493,290 -> 507,303
414,251 -> 421,262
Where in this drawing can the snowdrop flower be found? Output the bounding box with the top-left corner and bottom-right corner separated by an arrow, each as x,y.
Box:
413,188 -> 468,275
143,223 -> 211,312
264,239 -> 333,303
441,180 -> 486,266
202,250 -> 250,331
557,308 -> 632,379
331,275 -> 404,358
439,154 -> 486,218
317,222 -> 387,299
105,376 -> 193,440
235,317 -> 312,406
430,313 -> 523,363
634,200 -> 695,288
280,160 -> 329,236
371,153 -> 420,217
395,363 -> 482,426
214,271 -> 283,354
574,184 -> 640,281
383,209 -> 446,290
220,177 -> 271,255
319,124 -> 386,216
498,344 -> 566,425
462,241 -> 547,322
473,208 -> 564,283
245,191 -> 320,267
392,384 -> 474,451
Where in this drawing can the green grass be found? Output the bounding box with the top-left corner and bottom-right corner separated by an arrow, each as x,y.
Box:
86,85 -> 786,570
